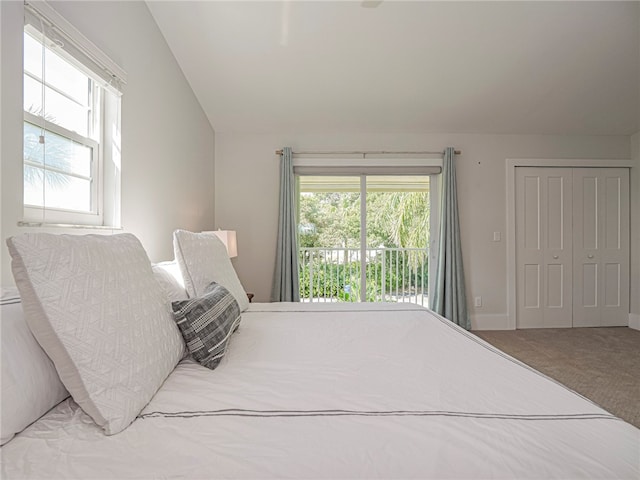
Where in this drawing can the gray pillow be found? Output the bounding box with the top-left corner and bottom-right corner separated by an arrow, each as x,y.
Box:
171,282 -> 241,370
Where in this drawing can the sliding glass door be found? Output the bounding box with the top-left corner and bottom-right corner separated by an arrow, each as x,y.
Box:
298,175 -> 431,305
365,176 -> 430,304
298,176 -> 361,301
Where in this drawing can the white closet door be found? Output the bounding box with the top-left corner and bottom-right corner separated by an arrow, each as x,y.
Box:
516,168 -> 573,328
573,168 -> 630,327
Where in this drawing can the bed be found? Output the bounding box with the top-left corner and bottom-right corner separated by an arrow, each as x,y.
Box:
1,231 -> 638,479
2,301 -> 638,479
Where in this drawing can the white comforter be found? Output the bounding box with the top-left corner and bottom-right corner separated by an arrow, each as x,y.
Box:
2,303 -> 638,479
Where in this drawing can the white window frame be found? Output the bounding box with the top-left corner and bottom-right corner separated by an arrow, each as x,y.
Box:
295,155 -> 442,304
21,0 -> 125,228
22,116 -> 103,225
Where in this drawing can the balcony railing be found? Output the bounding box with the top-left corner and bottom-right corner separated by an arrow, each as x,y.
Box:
299,247 -> 429,306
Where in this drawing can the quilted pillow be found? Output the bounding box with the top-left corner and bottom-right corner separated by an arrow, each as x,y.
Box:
173,230 -> 250,311
6,233 -> 184,435
152,260 -> 188,303
1,292 -> 69,445
171,282 -> 241,370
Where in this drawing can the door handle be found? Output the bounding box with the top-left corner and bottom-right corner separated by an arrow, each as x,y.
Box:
553,255 -> 559,259
587,254 -> 594,259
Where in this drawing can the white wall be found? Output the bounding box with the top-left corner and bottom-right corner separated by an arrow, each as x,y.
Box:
215,132 -> 632,330
630,132 -> 640,330
1,1 -> 215,286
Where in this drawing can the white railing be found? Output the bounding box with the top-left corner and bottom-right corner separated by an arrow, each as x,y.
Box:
299,247 -> 429,306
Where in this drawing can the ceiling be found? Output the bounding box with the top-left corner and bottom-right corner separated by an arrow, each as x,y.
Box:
147,1 -> 640,136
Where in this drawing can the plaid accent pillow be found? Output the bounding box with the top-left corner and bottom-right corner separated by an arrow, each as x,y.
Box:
171,282 -> 241,370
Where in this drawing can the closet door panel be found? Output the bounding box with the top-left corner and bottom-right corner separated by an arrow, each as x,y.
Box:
516,171 -> 543,328
600,170 -> 629,326
604,263 -> 620,307
543,172 -> 572,327
516,168 -> 572,328
573,171 -> 601,327
572,168 -> 629,327
523,264 -> 540,310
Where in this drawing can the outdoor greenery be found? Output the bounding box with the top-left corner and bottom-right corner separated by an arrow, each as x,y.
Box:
298,187 -> 430,301
299,191 -> 430,250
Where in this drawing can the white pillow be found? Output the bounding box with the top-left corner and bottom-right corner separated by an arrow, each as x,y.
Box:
152,260 -> 188,303
6,233 -> 184,435
1,295 -> 69,445
173,230 -> 250,311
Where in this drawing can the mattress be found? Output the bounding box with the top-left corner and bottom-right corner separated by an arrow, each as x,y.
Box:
2,303 -> 638,479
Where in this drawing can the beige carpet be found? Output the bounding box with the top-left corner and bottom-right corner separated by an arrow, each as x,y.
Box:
473,327 -> 640,429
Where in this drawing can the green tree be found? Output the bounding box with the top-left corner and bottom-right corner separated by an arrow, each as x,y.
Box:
368,191 -> 429,249
299,190 -> 429,250
299,192 -> 361,248
298,185 -> 430,302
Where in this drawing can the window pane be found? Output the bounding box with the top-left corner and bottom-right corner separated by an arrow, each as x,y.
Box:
44,171 -> 91,212
366,176 -> 430,305
43,129 -> 92,177
366,176 -> 430,248
25,77 -> 89,135
23,164 -> 44,207
25,31 -> 89,106
24,32 -> 43,79
299,176 -> 362,250
23,122 -> 44,166
24,75 -> 43,116
24,122 -> 94,213
299,177 -> 361,302
24,167 -> 91,212
24,122 -> 92,177
44,46 -> 89,106
44,85 -> 89,136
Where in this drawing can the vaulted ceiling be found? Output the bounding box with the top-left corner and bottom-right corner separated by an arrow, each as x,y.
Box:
147,1 -> 640,136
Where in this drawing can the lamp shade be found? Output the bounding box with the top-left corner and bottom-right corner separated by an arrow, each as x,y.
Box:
204,230 -> 237,258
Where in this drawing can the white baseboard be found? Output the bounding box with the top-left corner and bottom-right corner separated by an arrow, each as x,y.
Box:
470,314 -> 512,331
472,313 -> 640,330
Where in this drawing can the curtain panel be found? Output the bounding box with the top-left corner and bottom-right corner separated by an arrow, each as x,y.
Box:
429,147 -> 470,329
271,147 -> 300,302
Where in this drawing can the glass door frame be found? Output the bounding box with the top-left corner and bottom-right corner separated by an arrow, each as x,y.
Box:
297,172 -> 440,304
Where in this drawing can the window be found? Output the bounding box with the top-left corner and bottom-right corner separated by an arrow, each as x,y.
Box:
22,4 -> 125,227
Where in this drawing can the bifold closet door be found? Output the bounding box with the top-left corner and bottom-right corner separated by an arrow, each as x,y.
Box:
572,168 -> 629,327
516,168 -> 573,328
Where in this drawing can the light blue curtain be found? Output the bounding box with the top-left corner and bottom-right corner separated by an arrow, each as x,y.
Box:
429,147 -> 470,329
271,147 -> 300,302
